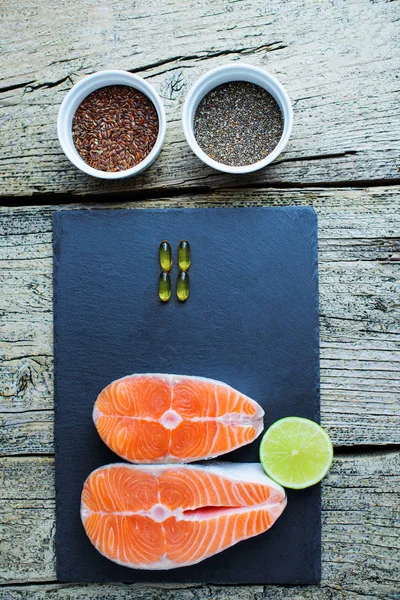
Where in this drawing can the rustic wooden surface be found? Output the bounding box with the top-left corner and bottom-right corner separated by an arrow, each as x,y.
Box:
0,0 -> 400,197
1,451 -> 399,598
1,0 -> 400,598
1,190 -> 399,598
1,189 -> 399,454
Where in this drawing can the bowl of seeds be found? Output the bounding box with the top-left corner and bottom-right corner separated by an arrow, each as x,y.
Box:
182,64 -> 293,174
57,70 -> 166,179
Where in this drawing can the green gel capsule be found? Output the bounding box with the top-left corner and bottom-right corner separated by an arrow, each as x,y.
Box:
177,271 -> 189,302
159,241 -> 173,272
178,240 -> 191,272
158,271 -> 171,302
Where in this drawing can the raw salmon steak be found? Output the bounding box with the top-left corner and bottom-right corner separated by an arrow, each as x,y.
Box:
81,462 -> 286,569
93,374 -> 264,463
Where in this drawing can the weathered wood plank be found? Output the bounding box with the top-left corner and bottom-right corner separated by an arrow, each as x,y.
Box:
1,452 -> 399,598
0,585 -> 385,600
1,0 -> 399,196
0,188 -> 399,452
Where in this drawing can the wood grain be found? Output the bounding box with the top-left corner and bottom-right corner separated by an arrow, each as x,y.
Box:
1,1 -> 399,595
1,451 -> 399,598
0,188 -> 399,455
1,0 -> 399,196
0,586 -> 389,600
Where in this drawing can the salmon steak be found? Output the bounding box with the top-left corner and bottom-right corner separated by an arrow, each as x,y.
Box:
81,462 -> 286,569
93,374 -> 264,463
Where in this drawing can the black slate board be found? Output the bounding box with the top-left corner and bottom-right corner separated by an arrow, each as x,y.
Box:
53,207 -> 320,584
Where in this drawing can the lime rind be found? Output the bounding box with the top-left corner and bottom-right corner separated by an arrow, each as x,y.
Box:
259,417 -> 333,490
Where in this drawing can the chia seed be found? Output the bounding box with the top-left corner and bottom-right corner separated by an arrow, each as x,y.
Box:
193,81 -> 284,167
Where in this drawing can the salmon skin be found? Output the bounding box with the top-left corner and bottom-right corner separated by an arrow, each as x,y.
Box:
81,462 -> 286,569
93,374 -> 264,463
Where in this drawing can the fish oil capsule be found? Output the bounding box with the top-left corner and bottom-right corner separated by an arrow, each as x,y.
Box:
178,240 -> 191,272
159,241 -> 173,272
158,271 -> 171,302
177,271 -> 189,302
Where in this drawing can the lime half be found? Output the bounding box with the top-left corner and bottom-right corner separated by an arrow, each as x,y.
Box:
259,417 -> 333,489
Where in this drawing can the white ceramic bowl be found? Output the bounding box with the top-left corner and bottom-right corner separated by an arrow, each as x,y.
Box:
182,64 -> 293,174
57,70 -> 166,179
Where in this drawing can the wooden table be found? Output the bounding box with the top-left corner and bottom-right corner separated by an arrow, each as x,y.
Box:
1,1 -> 399,598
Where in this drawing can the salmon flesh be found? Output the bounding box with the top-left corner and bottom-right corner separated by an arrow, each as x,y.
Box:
93,374 -> 264,463
81,462 -> 286,569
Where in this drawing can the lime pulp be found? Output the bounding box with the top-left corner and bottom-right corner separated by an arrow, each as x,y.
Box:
259,417 -> 333,490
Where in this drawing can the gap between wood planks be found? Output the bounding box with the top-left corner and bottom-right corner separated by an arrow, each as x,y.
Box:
1,178 -> 400,207
0,581 -> 204,589
333,444 -> 400,455
2,446 -> 400,460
